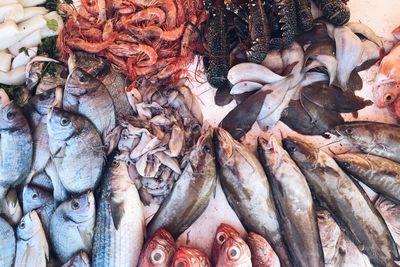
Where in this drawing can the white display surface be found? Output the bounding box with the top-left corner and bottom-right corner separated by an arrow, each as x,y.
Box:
144,0 -> 400,262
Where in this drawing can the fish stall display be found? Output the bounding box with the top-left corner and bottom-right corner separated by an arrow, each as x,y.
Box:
1,0 -> 400,266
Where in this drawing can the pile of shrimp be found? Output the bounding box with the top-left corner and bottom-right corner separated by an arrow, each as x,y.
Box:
57,0 -> 204,89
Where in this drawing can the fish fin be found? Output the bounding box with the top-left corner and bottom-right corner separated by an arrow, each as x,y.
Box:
111,196 -> 125,230
215,84 -> 234,107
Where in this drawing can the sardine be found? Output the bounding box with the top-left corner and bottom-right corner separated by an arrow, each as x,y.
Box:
246,232 -> 280,267
138,228 -> 177,267
47,107 -> 105,194
61,251 -> 90,267
147,128 -> 216,239
258,136 -> 324,267
0,216 -> 15,267
64,68 -> 116,140
283,137 -> 400,267
50,192 -> 96,263
171,246 -> 211,267
335,121 -> 400,163
15,211 -> 49,267
214,128 -> 292,267
22,184 -> 56,238
92,158 -> 145,267
0,188 -> 22,226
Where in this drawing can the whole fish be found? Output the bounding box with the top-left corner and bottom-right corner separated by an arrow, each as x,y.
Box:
92,158 -> 145,267
50,192 -> 96,263
283,137 -> 400,267
258,136 -> 324,267
171,247 -> 211,267
246,232 -> 280,267
334,153 -> 400,204
335,121 -> 400,163
47,107 -> 105,194
214,128 -> 292,267
375,196 -> 400,247
0,188 -> 22,226
137,228 -> 177,267
211,223 -> 241,265
0,98 -> 32,188
146,128 -> 216,239
22,184 -> 56,238
0,216 -> 15,267
15,211 -> 49,267
61,251 -> 90,267
64,68 -> 116,140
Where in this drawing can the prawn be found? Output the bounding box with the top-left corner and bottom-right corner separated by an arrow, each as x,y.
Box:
128,0 -> 177,27
108,43 -> 158,66
66,33 -> 117,53
102,19 -> 113,40
139,24 -> 185,41
125,7 -> 166,25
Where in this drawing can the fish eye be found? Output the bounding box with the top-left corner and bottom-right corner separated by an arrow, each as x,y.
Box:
39,93 -> 48,101
32,193 -> 38,200
60,116 -> 71,126
345,127 -> 353,135
79,72 -> 90,82
19,221 -> 25,229
287,145 -> 297,152
71,200 -> 80,210
150,249 -> 165,263
202,145 -> 211,153
342,162 -> 350,168
175,261 -> 187,267
112,160 -> 120,167
384,93 -> 395,104
6,112 -> 15,120
192,124 -> 201,133
228,246 -> 241,260
216,232 -> 227,244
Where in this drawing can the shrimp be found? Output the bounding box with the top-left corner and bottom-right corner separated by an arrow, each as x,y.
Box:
97,0 -> 107,23
153,56 -> 191,80
129,0 -> 177,27
99,51 -> 128,73
108,43 -> 158,66
82,28 -> 103,41
81,0 -> 98,15
66,33 -> 117,53
102,19 -> 113,40
125,7 -> 166,25
180,15 -> 197,56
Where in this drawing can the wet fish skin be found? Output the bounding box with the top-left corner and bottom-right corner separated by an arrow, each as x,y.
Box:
15,211 -> 49,267
246,232 -> 280,267
0,188 -> 22,226
258,136 -> 324,267
64,67 -> 116,140
214,128 -> 292,267
50,192 -> 96,263
375,196 -> 400,247
92,158 -> 145,267
61,251 -> 90,267
171,247 -> 211,267
0,101 -> 33,187
0,216 -> 15,267
30,172 -> 53,191
137,228 -> 176,267
146,128 -> 217,239
335,121 -> 400,163
283,137 -> 400,267
47,107 -> 105,194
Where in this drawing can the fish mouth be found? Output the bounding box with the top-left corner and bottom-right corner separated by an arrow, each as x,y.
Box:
214,128 -> 234,159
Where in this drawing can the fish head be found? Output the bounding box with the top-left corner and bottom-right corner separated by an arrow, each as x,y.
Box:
214,128 -> 235,162
246,232 -> 279,267
66,68 -> 99,96
194,127 -> 214,158
258,136 -> 286,170
62,192 -> 95,224
217,235 -> 251,266
47,107 -> 85,141
212,223 -> 241,264
334,122 -> 374,147
0,101 -> 27,131
22,185 -> 51,214
373,74 -> 400,108
283,137 -> 317,169
172,247 -> 210,267
17,211 -> 40,241
139,228 -> 176,266
333,153 -> 368,173
30,88 -> 57,115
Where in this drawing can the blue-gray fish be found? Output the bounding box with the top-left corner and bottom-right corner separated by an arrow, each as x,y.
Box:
64,68 -> 116,141
47,107 -> 104,194
15,211 -> 49,267
30,172 -> 53,192
0,99 -> 32,188
61,251 -> 90,267
0,216 -> 15,267
0,188 -> 22,226
92,158 -> 145,267
22,184 -> 56,238
50,192 -> 96,263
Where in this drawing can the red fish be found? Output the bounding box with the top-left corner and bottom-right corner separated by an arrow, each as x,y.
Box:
246,232 -> 281,267
171,247 -> 211,267
211,223 -> 241,265
137,228 -> 176,267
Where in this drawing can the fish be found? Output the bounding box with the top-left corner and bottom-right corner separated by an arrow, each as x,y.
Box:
47,107 -> 105,194
92,158 -> 145,267
211,223 -> 241,265
373,44 -> 400,108
22,184 -> 56,238
283,137 -> 400,267
214,128 -> 292,267
258,136 -> 324,267
246,232 -> 280,267
146,128 -> 217,239
30,172 -> 53,192
44,160 -> 70,203
61,251 -> 91,267
171,246 -> 211,267
15,211 -> 49,267
64,67 -> 116,140
0,216 -> 16,267
334,153 -> 400,204
50,192 -> 96,264
375,196 -> 400,247
0,97 -> 33,188
137,228 -> 177,267
0,188 -> 22,226
335,121 -> 400,163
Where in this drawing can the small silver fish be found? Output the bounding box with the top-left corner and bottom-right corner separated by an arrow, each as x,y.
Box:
0,216 -> 15,267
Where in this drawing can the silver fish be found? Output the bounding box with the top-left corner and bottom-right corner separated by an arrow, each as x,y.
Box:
283,137 -> 400,267
50,192 -> 96,263
92,158 -> 145,267
61,251 -> 91,267
64,68 -> 116,140
0,188 -> 22,226
0,216 -> 15,267
47,107 -> 105,194
147,128 -> 217,239
214,128 -> 292,267
258,136 -> 324,267
15,211 -> 49,267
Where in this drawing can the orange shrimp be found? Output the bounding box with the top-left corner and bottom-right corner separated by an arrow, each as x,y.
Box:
66,32 -> 117,53
81,0 -> 98,15
180,15 -> 197,56
129,0 -> 177,27
99,51 -> 128,73
160,23 -> 185,41
108,43 -> 158,66
153,56 -> 191,80
82,28 -> 103,42
125,7 -> 166,25
102,19 -> 113,40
